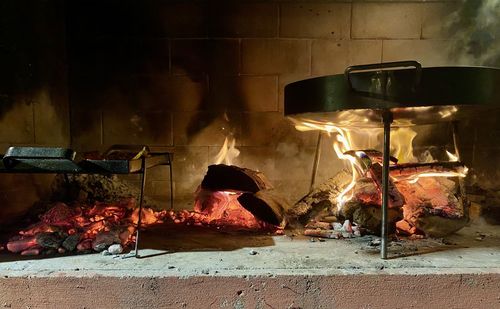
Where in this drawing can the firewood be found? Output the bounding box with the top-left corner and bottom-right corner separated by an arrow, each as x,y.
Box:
238,189 -> 290,226
62,234 -> 80,251
21,247 -> 42,256
201,164 -> 273,193
389,162 -> 465,179
415,215 -> 468,238
35,232 -> 63,249
352,205 -> 402,235
6,236 -> 37,253
369,163 -> 405,208
322,216 -> 338,223
305,221 -> 332,230
304,229 -> 341,239
290,170 -> 352,221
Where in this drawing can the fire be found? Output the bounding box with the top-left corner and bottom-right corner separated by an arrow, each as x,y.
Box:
189,136 -> 277,231
214,136 -> 240,165
291,118 -> 469,217
193,189 -> 271,230
405,171 -> 467,184
391,127 -> 418,163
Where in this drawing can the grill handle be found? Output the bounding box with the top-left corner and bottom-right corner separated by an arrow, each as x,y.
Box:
345,60 -> 422,92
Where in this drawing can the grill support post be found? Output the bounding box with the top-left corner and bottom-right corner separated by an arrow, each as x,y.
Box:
381,110 -> 393,259
310,131 -> 323,192
134,157 -> 147,258
169,153 -> 174,210
452,121 -> 468,221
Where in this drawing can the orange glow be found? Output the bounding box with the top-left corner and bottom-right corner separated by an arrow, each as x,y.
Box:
292,119 -> 469,223
193,189 -> 271,230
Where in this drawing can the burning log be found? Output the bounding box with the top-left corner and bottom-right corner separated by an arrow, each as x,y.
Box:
238,190 -> 290,226
6,236 -> 37,253
289,156 -> 468,238
344,149 -> 398,167
369,163 -> 405,208
351,205 -> 402,235
191,164 -> 286,231
414,215 -> 468,238
201,164 -> 273,193
290,170 -> 352,224
389,162 -> 466,181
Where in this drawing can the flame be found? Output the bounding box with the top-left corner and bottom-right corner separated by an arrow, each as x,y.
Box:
292,118 -> 470,214
291,119 -> 378,210
391,128 -> 418,163
214,136 -> 240,165
446,150 -> 459,162
406,171 -> 468,184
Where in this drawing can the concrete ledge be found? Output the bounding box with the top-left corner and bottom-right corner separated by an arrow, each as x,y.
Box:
1,274 -> 499,308
1,224 -> 499,308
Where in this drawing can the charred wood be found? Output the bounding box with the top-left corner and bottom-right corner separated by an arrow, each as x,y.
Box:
238,190 -> 290,226
390,162 -> 465,180
351,205 -> 402,235
290,170 -> 352,224
35,232 -> 63,249
201,164 -> 273,193
369,163 -> 405,208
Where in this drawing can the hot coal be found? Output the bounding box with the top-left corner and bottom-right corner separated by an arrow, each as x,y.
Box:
3,198 -> 167,256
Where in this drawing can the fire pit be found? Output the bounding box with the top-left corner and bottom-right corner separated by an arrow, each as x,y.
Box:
284,61 -> 500,258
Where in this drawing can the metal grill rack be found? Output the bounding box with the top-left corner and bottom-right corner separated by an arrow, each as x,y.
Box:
0,144 -> 174,258
285,61 -> 500,259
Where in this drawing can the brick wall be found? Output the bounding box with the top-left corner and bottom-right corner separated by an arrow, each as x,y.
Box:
65,0 -> 496,209
0,0 -> 496,216
0,1 -> 68,223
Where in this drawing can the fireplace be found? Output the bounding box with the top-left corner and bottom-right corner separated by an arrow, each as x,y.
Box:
1,0 -> 499,308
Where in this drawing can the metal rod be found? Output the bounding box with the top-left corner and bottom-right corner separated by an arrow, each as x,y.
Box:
451,121 -> 462,160
451,121 -> 468,221
134,157 -> 147,258
381,110 -> 393,259
169,153 -> 174,210
310,131 -> 323,191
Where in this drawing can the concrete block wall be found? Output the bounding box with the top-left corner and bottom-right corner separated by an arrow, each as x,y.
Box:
64,0 -> 492,209
0,1 -> 69,223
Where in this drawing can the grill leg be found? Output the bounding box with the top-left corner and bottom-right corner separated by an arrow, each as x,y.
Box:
452,121 -> 468,221
310,131 -> 323,192
169,153 -> 174,210
381,111 -> 393,259
134,157 -> 147,258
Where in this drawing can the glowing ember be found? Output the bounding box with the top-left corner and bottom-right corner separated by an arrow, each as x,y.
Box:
190,136 -> 280,231
3,198 -> 166,255
189,188 -> 279,231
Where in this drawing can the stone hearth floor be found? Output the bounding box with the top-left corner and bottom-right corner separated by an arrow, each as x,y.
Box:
0,223 -> 499,278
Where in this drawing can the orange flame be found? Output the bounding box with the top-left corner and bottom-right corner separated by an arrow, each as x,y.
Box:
291,118 -> 469,211
214,136 -> 240,165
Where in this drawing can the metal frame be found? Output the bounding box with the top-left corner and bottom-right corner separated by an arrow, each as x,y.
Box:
291,63 -> 500,259
380,110 -> 393,259
0,145 -> 174,259
133,152 -> 173,258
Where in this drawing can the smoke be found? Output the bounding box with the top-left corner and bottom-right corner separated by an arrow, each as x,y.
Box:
448,0 -> 500,66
